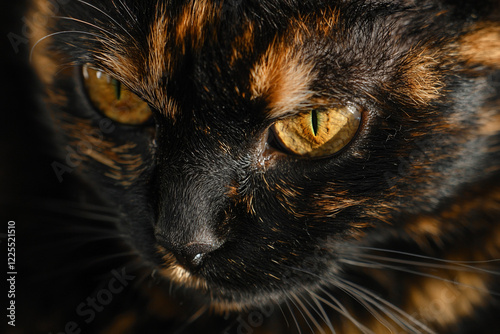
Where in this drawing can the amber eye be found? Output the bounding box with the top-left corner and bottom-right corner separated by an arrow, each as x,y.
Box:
82,65 -> 153,125
272,106 -> 361,157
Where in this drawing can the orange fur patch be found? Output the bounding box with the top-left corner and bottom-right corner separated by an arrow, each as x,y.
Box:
93,46 -> 141,93
316,8 -> 340,36
28,0 -> 62,85
248,11 -> 343,119
406,264 -> 490,329
147,4 -> 170,89
396,48 -> 444,105
250,38 -> 315,119
401,191 -> 500,328
230,21 -> 255,66
176,0 -> 222,50
59,116 -> 146,187
478,110 -> 500,136
460,25 -> 500,68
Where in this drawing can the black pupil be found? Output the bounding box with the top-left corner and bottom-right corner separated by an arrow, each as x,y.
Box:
112,79 -> 122,100
312,110 -> 319,136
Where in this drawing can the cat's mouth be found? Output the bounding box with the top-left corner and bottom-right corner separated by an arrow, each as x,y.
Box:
155,245 -> 292,313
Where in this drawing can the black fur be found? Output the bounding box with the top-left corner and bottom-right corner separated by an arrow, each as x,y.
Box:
3,1 -> 500,333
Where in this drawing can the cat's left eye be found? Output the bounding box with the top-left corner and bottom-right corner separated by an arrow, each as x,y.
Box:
82,65 -> 153,125
271,105 -> 361,158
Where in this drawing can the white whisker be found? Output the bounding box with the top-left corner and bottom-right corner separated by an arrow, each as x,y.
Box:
332,282 -> 396,333
281,265 -> 373,333
316,286 -> 373,334
353,246 -> 500,265
291,293 -> 326,334
289,292 -> 314,334
30,30 -> 104,62
340,258 -> 500,297
277,301 -> 291,329
336,277 -> 436,334
75,0 -> 135,39
305,290 -> 336,334
285,298 -> 303,334
115,0 -> 139,24
51,16 -> 116,37
358,253 -> 500,276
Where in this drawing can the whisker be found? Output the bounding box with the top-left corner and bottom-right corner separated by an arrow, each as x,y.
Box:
353,246 -> 500,265
40,235 -> 127,250
331,283 -> 395,334
52,16 -> 116,36
336,277 -> 436,334
341,258 -> 500,298
53,62 -> 84,77
291,293 -> 325,334
31,199 -> 120,223
304,290 -> 336,334
173,305 -> 209,334
75,0 -> 135,39
357,253 -> 500,276
28,250 -> 139,282
35,199 -> 118,215
316,286 -> 373,334
281,265 -> 372,333
277,301 -> 291,329
289,292 -> 315,334
339,258 -> 386,269
285,298 -> 303,334
115,0 -> 139,25
30,30 -> 104,62
74,251 -> 140,270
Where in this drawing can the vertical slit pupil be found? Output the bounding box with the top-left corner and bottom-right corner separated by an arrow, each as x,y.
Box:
311,110 -> 319,136
112,79 -> 122,100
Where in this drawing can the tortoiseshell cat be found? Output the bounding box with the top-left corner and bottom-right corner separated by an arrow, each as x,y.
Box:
3,0 -> 500,333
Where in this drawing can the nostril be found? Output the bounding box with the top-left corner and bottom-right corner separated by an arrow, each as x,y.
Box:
177,241 -> 222,270
155,231 -> 224,271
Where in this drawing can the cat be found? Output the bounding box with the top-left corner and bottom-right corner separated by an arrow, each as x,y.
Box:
3,0 -> 500,333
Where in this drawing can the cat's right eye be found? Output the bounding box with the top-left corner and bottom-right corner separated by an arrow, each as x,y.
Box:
82,65 -> 153,125
271,105 -> 361,158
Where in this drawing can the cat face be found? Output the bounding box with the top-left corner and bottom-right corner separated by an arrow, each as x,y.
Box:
30,0 -> 500,312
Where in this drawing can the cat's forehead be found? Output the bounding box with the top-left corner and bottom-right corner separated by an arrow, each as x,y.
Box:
92,0 -> 332,120
105,1 -> 428,119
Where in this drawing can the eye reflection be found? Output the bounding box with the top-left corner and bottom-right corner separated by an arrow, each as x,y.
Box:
82,65 -> 153,125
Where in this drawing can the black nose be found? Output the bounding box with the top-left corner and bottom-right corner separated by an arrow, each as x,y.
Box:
175,242 -> 220,269
156,232 -> 224,271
